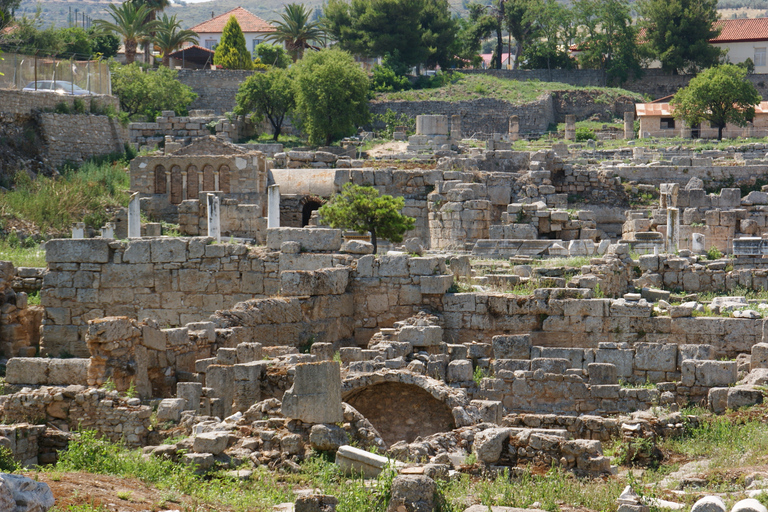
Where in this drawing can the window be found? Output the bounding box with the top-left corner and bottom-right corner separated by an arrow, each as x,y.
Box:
252,38 -> 263,54
204,39 -> 217,50
755,48 -> 766,67
660,117 -> 675,130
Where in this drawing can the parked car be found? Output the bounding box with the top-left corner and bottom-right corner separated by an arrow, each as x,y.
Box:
22,80 -> 93,95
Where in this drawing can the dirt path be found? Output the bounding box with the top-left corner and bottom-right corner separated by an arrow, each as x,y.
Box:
365,141 -> 408,158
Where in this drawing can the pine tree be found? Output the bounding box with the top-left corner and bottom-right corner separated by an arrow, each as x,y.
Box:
213,16 -> 254,70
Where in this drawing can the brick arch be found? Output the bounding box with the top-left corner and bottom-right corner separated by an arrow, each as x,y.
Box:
219,164 -> 230,193
154,165 -> 166,194
170,165 -> 183,205
202,165 -> 215,192
342,372 -> 463,446
186,165 -> 199,199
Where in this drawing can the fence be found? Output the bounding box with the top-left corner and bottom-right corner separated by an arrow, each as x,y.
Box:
0,52 -> 111,95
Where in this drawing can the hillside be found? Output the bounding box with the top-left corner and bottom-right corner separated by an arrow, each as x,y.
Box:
17,0 -> 764,31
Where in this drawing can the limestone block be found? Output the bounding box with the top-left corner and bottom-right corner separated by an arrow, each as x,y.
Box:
679,344 -> 713,366
141,325 -> 166,351
193,432 -> 229,455
48,358 -> 89,385
595,348 -> 633,378
420,275 -> 453,294
531,358 -> 569,374
336,445 -> 395,478
469,400 -> 503,424
588,363 -> 617,385
236,342 -> 263,363
446,360 -> 473,383
378,254 -> 410,277
282,362 -> 343,423
398,325 -> 442,347
156,398 -> 187,423
695,360 -> 737,387
727,386 -> 764,410
691,496 -> 726,512
309,424 -> 349,452
182,452 -> 214,472
341,240 -> 373,254
267,228 -> 342,252
634,343 -> 677,372
45,238 -> 111,263
296,494 -> 339,512
492,334 -> 531,360
538,348 -> 584,369
708,387 -> 730,414
492,359 -> 531,373
5,358 -> 48,385
150,238 -> 187,263
472,428 -> 511,463
217,348 -> 238,365
751,343 -> 768,370
0,474 -> 55,512
177,382 -> 203,411
311,343 -> 335,361
123,240 -> 151,263
732,499 -> 768,512
386,475 -> 436,512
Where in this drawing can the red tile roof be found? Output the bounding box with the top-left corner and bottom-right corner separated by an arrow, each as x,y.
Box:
190,7 -> 276,34
711,18 -> 768,43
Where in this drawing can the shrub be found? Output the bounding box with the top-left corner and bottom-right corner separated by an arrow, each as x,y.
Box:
110,63 -> 197,121
707,246 -> 723,260
575,126 -> 595,141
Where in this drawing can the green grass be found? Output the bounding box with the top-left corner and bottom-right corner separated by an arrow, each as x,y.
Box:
0,154 -> 131,236
242,133 -> 307,148
530,256 -> 592,268
375,74 -> 643,105
0,240 -> 45,267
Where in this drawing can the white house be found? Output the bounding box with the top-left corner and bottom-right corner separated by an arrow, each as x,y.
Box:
711,18 -> 768,73
189,6 -> 277,57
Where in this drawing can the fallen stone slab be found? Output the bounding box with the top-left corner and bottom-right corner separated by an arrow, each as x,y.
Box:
691,496 -> 726,512
335,445 -> 402,478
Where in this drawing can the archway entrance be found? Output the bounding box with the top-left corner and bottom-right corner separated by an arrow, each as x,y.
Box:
343,382 -> 456,446
300,196 -> 325,226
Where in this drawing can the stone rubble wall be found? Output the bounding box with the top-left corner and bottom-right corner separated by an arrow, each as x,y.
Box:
0,89 -> 120,117
175,69 -> 256,115
128,111 -> 257,149
37,113 -> 127,167
0,386 -> 152,447
0,424 -> 47,467
0,261 -> 43,359
636,254 -> 768,293
39,237 -> 358,357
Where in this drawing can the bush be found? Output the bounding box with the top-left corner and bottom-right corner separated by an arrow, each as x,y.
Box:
707,246 -> 723,260
371,64 -> 410,93
575,126 -> 596,141
372,108 -> 415,137
110,63 -> 197,121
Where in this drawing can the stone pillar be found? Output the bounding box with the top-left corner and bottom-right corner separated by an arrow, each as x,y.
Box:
100,222 -> 115,239
666,207 -> 680,253
450,114 -> 461,141
564,115 -> 576,141
679,120 -> 691,139
268,184 -> 280,229
181,171 -> 187,201
624,111 -> 635,140
207,193 -> 221,241
128,192 -> 141,239
692,233 -> 706,254
508,115 -> 519,141
71,222 -> 85,239
281,361 -> 343,423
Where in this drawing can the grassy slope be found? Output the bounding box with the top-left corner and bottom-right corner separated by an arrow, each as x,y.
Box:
374,74 -> 644,105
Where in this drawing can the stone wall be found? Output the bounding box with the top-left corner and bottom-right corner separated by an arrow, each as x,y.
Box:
175,69 -> 257,115
37,113 -> 127,167
0,89 -> 120,117
0,261 -> 43,359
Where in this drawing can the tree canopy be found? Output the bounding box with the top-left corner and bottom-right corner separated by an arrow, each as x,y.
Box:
318,183 -> 416,254
93,2 -> 158,64
213,16 -> 253,70
154,13 -> 198,67
293,48 -> 370,146
264,3 -> 326,61
638,0 -> 723,74
671,64 -> 761,140
254,43 -> 291,68
323,0 -> 458,70
234,67 -> 295,141
110,62 -> 197,120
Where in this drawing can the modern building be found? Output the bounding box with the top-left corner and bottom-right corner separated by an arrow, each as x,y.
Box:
636,99 -> 768,139
189,6 -> 277,57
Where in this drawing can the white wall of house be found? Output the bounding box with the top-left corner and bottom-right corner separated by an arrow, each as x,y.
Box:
718,42 -> 768,72
199,32 -> 275,56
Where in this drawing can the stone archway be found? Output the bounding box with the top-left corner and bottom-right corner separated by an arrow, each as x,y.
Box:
342,371 -> 464,447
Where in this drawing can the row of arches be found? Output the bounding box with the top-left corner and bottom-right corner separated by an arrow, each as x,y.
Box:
154,164 -> 231,205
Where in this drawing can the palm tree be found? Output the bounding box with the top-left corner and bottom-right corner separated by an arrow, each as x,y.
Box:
264,3 -> 326,61
154,13 -> 198,67
130,0 -> 170,63
93,2 -> 158,64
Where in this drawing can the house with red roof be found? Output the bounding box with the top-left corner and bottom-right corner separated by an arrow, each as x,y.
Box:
636,98 -> 768,139
710,18 -> 768,73
189,7 -> 277,57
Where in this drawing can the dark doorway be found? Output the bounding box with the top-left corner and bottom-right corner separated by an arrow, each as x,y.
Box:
301,200 -> 322,226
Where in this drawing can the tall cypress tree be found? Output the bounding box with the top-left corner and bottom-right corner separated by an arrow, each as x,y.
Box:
213,16 -> 254,69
